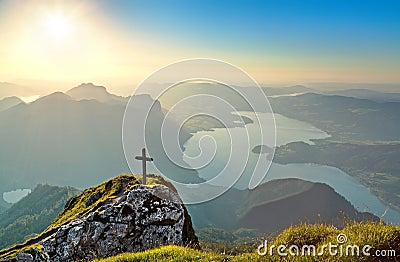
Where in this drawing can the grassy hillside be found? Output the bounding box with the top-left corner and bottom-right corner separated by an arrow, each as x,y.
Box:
95,222 -> 400,262
0,184 -> 79,249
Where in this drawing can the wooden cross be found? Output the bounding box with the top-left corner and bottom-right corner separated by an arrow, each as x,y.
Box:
135,148 -> 153,184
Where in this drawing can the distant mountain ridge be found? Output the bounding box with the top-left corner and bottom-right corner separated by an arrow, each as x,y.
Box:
0,96 -> 24,112
0,90 -> 131,194
32,91 -> 72,104
326,88 -> 400,102
270,92 -> 400,141
0,84 -> 201,200
66,83 -> 129,105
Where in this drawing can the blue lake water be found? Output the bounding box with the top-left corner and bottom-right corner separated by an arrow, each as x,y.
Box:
264,163 -> 400,223
183,112 -> 400,224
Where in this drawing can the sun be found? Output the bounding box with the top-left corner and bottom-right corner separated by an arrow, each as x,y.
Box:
43,14 -> 71,38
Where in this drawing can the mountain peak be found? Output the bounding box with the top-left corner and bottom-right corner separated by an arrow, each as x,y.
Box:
0,96 -> 24,112
73,82 -> 107,91
32,92 -> 71,104
0,96 -> 23,103
66,83 -> 127,104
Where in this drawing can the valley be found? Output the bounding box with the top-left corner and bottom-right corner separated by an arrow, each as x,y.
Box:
0,83 -> 400,258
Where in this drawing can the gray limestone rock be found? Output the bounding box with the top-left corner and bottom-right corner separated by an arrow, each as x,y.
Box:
4,176 -> 198,262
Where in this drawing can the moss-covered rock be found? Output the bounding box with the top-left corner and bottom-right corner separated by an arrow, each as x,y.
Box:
0,174 -> 199,261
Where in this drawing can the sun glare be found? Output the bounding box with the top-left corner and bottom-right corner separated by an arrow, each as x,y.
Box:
43,14 -> 71,38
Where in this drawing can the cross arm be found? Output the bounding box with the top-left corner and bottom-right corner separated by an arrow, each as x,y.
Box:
135,156 -> 153,161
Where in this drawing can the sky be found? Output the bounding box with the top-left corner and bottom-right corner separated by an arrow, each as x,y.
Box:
0,0 -> 399,95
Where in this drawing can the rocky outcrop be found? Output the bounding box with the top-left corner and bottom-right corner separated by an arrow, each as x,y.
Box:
4,175 -> 198,262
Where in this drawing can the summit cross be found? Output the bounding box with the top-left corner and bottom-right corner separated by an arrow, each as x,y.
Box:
135,148 -> 153,184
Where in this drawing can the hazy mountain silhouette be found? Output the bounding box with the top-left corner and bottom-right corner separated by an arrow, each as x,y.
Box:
66,83 -> 129,105
0,96 -> 24,112
0,91 -> 129,193
326,89 -> 400,102
0,85 -> 202,199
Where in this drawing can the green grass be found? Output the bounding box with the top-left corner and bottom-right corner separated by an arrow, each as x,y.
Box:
93,246 -> 228,262
95,222 -> 400,262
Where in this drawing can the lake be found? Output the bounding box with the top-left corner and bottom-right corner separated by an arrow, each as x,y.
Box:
3,188 -> 31,203
183,112 -> 400,224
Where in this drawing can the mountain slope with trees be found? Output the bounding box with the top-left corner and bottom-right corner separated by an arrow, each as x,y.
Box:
0,184 -> 79,249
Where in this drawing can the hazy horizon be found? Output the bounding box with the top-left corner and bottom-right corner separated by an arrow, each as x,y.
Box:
1,0 -> 399,97
2,80 -> 400,101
